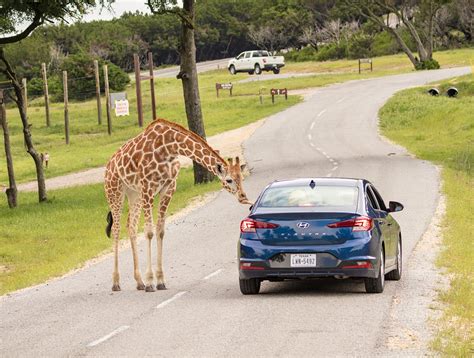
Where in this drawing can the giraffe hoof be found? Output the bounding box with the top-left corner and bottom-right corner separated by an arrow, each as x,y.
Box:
136,283 -> 146,290
145,285 -> 155,292
156,283 -> 167,290
112,284 -> 121,292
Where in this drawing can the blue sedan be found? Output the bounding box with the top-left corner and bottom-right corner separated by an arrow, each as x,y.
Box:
238,178 -> 404,294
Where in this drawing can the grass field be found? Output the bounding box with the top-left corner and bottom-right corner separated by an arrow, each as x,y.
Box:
379,74 -> 473,356
0,167 -> 220,295
1,48 -> 472,185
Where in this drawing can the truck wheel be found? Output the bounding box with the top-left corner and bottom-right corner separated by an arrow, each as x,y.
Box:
229,65 -> 236,75
254,64 -> 262,75
272,68 -> 280,74
239,278 -> 260,295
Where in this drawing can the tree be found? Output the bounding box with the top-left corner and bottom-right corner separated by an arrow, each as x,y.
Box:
147,0 -> 213,184
342,0 -> 448,69
0,0 -> 111,203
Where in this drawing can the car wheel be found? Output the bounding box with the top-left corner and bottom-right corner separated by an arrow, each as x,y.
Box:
272,68 -> 280,74
254,64 -> 262,75
248,70 -> 254,75
239,278 -> 261,295
365,246 -> 385,293
229,65 -> 236,75
386,237 -> 402,280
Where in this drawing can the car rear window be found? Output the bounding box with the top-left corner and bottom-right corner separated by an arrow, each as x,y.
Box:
259,185 -> 359,210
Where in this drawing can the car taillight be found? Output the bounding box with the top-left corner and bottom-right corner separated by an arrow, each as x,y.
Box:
327,216 -> 373,231
240,218 -> 279,233
341,261 -> 373,269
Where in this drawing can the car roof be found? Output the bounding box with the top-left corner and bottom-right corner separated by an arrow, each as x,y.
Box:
268,177 -> 363,188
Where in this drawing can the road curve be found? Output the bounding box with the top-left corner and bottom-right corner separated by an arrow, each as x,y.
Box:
0,67 -> 469,357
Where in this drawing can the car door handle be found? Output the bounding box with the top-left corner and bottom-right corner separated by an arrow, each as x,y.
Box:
386,222 -> 392,226
378,220 -> 385,225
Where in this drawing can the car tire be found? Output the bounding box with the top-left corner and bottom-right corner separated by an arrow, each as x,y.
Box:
239,278 -> 260,295
229,65 -> 236,75
272,68 -> 280,74
386,237 -> 402,280
254,64 -> 262,75
365,246 -> 385,293
248,70 -> 254,75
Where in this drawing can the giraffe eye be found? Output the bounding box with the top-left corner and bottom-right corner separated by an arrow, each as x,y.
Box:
226,179 -> 233,184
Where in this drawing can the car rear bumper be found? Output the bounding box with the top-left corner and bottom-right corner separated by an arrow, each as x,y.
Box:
263,63 -> 285,70
239,236 -> 379,280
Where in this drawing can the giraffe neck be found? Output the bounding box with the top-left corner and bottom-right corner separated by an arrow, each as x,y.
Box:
157,121 -> 226,175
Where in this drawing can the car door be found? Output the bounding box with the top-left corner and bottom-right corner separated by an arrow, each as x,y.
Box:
369,185 -> 396,268
243,52 -> 252,70
371,186 -> 397,267
366,185 -> 390,268
234,52 -> 245,70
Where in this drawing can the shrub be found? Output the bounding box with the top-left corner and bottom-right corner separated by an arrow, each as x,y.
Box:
415,59 -> 440,70
348,34 -> 373,59
316,43 -> 348,61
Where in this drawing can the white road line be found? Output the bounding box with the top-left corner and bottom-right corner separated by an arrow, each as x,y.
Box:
321,151 -> 327,156
203,269 -> 223,280
326,173 -> 333,177
333,162 -> 339,166
329,158 -> 335,163
317,109 -> 327,117
332,166 -> 338,171
310,122 -> 315,130
316,147 -> 322,151
156,291 -> 187,309
87,326 -> 130,347
337,97 -> 345,103
310,142 -> 315,147
308,134 -> 312,140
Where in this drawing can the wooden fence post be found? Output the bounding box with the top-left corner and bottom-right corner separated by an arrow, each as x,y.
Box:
41,63 -> 51,127
134,54 -> 143,127
0,90 -> 17,208
63,71 -> 69,144
22,78 -> 27,115
103,64 -> 112,135
94,60 -> 102,125
148,52 -> 157,120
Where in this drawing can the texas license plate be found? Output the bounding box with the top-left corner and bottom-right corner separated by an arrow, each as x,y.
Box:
290,254 -> 316,267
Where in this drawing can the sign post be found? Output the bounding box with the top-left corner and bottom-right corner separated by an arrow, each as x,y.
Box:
270,88 -> 288,103
358,58 -> 373,74
216,83 -> 233,97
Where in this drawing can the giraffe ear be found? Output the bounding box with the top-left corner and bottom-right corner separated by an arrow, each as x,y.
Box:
240,163 -> 247,172
227,157 -> 233,165
216,163 -> 226,176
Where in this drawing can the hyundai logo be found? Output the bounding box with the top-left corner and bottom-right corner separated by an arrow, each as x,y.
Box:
296,222 -> 310,229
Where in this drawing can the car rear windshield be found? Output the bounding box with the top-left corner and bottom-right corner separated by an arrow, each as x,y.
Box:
259,185 -> 359,210
252,51 -> 269,57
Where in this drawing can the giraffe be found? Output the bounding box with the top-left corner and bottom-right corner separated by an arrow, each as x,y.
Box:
104,118 -> 251,292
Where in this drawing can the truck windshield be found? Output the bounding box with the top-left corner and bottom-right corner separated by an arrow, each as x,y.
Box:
259,185 -> 359,210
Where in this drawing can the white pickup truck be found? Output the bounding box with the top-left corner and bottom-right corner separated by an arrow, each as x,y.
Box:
228,50 -> 285,75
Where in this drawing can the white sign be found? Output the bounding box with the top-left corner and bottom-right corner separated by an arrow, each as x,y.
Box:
114,100 -> 129,117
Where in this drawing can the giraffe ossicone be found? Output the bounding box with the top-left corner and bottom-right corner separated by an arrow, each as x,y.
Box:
104,118 -> 251,292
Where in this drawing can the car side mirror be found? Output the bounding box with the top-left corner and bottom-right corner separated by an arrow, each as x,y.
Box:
388,201 -> 404,213
249,204 -> 253,211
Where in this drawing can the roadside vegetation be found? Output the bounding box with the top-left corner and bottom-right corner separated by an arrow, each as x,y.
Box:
2,48 -> 471,186
379,74 -> 473,356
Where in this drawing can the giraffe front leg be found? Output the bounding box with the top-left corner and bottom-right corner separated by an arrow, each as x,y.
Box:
156,176 -> 178,290
106,184 -> 124,292
142,190 -> 156,292
126,190 -> 145,291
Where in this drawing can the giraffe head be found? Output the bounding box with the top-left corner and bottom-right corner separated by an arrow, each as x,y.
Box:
216,156 -> 252,205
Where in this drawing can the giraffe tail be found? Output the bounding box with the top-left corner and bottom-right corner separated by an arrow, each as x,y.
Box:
105,211 -> 113,238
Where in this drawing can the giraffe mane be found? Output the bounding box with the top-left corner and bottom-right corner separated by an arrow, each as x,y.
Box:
148,118 -> 228,165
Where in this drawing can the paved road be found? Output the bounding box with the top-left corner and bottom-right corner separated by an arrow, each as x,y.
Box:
151,58 -> 230,78
0,67 -> 469,357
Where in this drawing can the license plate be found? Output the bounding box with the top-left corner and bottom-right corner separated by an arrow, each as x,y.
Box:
290,254 -> 316,268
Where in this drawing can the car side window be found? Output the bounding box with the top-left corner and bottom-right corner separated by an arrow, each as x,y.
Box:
371,186 -> 387,211
366,186 -> 380,210
236,53 -> 244,60
245,52 -> 251,59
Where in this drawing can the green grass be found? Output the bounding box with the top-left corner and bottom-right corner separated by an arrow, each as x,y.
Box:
0,167 -> 220,295
1,48 -> 471,185
379,73 -> 474,355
